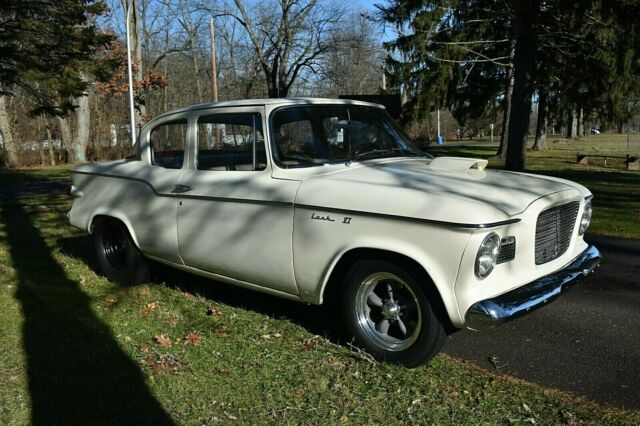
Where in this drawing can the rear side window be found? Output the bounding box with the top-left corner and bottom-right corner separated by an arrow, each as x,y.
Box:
196,113 -> 266,171
150,120 -> 188,169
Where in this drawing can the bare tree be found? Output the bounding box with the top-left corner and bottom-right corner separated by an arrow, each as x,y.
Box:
164,0 -> 208,103
222,0 -> 343,98
319,11 -> 385,97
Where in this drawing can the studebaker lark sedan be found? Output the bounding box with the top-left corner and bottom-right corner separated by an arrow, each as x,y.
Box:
69,98 -> 601,366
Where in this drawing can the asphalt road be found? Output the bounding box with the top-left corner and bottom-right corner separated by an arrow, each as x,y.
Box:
445,235 -> 640,409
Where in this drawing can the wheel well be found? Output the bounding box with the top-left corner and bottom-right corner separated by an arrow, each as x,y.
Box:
90,214 -> 116,233
90,215 -> 138,245
323,248 -> 455,333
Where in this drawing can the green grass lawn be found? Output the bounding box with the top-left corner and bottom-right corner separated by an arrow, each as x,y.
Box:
0,139 -> 639,424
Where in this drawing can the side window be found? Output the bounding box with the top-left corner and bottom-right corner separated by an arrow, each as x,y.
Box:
150,120 -> 187,169
276,120 -> 315,157
271,107 -> 333,166
197,113 -> 266,171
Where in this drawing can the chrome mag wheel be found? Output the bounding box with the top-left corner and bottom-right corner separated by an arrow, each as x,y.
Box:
354,272 -> 422,351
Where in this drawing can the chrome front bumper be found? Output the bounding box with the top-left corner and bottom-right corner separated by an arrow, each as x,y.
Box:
464,245 -> 601,330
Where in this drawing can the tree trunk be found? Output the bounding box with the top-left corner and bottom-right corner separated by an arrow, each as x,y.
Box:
72,82 -> 90,162
533,86 -> 548,151
577,108 -> 584,138
188,31 -> 203,103
58,116 -> 73,163
505,0 -> 537,172
46,124 -> 56,166
566,111 -> 576,139
497,40 -> 516,158
124,0 -> 146,123
0,95 -> 19,168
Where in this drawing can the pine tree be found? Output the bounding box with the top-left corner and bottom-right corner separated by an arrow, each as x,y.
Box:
0,0 -> 112,166
380,0 -> 640,171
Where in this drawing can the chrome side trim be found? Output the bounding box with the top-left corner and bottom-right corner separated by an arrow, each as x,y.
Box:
464,245 -> 601,330
295,204 -> 521,229
70,170 -> 293,207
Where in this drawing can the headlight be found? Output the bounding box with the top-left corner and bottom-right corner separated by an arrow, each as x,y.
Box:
475,233 -> 500,279
578,199 -> 592,235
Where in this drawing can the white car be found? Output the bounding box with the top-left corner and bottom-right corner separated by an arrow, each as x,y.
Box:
68,98 -> 601,366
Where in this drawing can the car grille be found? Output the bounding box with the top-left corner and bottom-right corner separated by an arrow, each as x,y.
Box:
535,201 -> 580,265
497,237 -> 516,264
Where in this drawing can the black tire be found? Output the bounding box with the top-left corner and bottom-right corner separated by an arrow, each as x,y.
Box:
340,260 -> 447,367
93,218 -> 150,285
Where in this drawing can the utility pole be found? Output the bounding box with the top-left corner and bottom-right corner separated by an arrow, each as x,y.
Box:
125,0 -> 136,146
210,16 -> 218,102
210,16 -> 221,148
437,109 -> 442,144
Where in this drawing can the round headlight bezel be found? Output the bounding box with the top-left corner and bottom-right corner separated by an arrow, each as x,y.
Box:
578,199 -> 592,235
475,232 -> 501,279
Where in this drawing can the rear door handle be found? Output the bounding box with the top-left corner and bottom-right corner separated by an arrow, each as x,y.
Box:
172,184 -> 193,194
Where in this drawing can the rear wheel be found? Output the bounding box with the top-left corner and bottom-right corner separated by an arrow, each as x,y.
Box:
93,218 -> 149,285
340,260 -> 447,367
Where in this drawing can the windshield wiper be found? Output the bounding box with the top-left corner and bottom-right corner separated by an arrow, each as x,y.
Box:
348,148 -> 397,164
348,147 -> 429,164
399,147 -> 430,157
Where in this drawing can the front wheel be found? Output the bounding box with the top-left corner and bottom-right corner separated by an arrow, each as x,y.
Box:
93,218 -> 150,285
340,260 -> 447,367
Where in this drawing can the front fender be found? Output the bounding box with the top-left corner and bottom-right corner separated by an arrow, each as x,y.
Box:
292,206 -> 472,326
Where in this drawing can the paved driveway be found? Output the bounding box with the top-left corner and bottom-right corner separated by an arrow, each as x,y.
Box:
445,235 -> 640,409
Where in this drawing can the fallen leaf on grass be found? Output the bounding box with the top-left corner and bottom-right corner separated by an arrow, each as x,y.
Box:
105,297 -> 117,307
215,367 -> 230,374
181,291 -> 195,299
214,325 -> 229,336
411,397 -> 424,406
184,331 -> 201,347
301,338 -> 317,351
339,415 -> 349,422
142,302 -> 158,314
155,334 -> 172,347
448,391 -> 460,399
261,334 -> 271,340
206,305 -> 222,316
140,353 -> 189,374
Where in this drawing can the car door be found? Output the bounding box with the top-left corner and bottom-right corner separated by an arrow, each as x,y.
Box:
131,115 -> 189,264
176,107 -> 300,295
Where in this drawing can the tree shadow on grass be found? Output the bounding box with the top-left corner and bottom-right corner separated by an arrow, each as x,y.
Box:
1,194 -> 175,425
59,234 -> 345,345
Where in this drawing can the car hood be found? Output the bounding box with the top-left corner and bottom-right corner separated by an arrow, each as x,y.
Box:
293,157 -> 589,225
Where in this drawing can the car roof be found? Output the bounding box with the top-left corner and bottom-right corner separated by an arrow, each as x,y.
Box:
151,97 -> 386,122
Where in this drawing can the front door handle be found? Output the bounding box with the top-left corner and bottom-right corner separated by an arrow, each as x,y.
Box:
172,184 -> 193,194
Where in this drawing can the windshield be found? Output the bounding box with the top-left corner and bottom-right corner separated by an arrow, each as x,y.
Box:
270,105 -> 430,168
